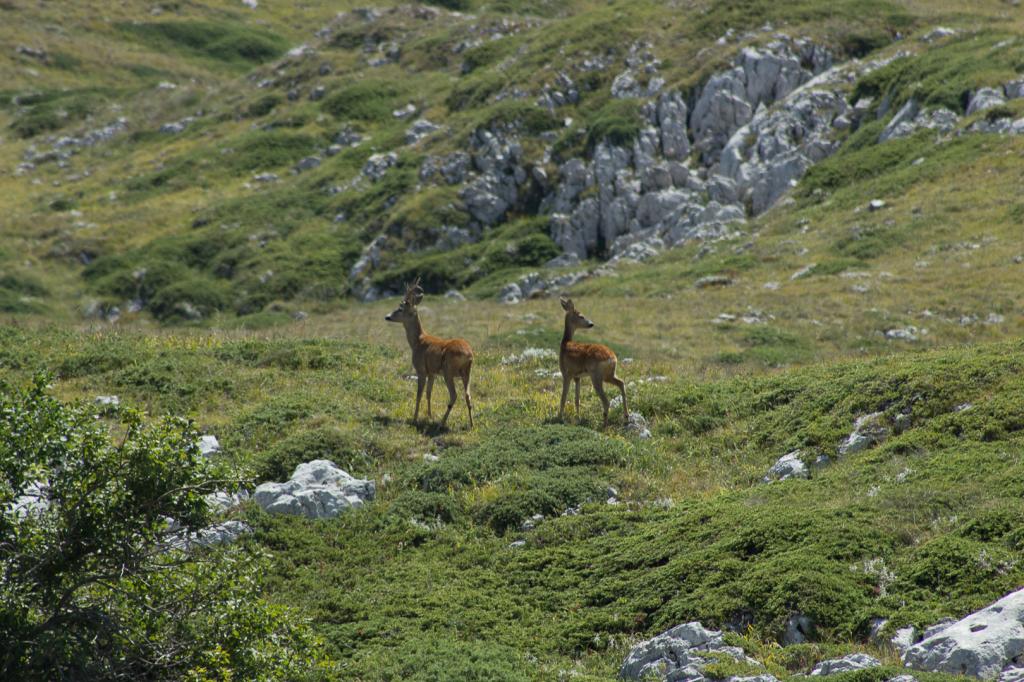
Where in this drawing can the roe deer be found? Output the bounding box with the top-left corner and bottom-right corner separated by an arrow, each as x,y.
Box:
385,278 -> 474,429
558,297 -> 628,427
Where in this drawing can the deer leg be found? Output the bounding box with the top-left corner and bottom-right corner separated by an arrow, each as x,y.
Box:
462,367 -> 473,430
425,375 -> 435,419
440,373 -> 458,427
591,374 -> 610,428
608,375 -> 629,425
574,377 -> 581,420
559,374 -> 570,421
414,374 -> 425,423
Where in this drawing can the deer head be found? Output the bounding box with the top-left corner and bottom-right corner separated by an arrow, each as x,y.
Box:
560,296 -> 594,330
385,277 -> 424,323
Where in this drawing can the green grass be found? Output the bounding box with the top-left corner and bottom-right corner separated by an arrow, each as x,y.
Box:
3,324 -> 1024,678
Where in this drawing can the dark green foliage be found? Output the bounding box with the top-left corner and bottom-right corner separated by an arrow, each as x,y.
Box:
117,20 -> 287,67
460,41 -> 510,73
321,79 -> 404,121
852,31 -> 1022,113
483,100 -> 560,134
422,0 -> 472,10
0,376 -> 331,680
693,0 -> 914,42
833,224 -> 907,261
717,326 -> 814,367
9,88 -> 113,138
400,425 -> 631,532
220,131 -> 319,173
447,71 -> 506,110
0,271 -> 49,313
244,94 -> 283,118
585,98 -> 643,149
256,427 -> 364,483
371,217 -> 560,295
809,259 -> 862,277
123,130 -> 318,199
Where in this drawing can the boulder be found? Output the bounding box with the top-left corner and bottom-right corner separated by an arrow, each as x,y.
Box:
362,152 -> 397,181
764,450 -> 808,482
405,118 -> 442,144
626,412 -> 652,439
837,412 -> 888,455
810,653 -> 881,676
293,156 -> 321,173
168,520 -> 252,551
460,174 -> 514,226
656,91 -> 691,160
784,614 -> 815,644
892,626 -> 918,655
967,88 -> 1007,116
921,27 -> 958,42
253,460 -> 375,519
904,588 -> 1024,679
620,621 -> 757,681
198,435 -> 220,457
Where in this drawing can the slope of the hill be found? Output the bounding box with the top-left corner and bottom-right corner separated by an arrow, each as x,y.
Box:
3,322 -> 1023,679
2,0 -> 1022,350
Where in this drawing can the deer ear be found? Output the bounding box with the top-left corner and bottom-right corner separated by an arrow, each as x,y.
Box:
560,297 -> 573,311
410,288 -> 424,305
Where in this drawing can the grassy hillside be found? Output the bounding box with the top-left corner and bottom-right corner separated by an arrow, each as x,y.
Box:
3,321 -> 1023,679
2,0 -> 1022,331
5,0 -> 1024,679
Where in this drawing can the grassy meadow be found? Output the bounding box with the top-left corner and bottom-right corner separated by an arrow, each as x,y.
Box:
3,0 -> 1024,679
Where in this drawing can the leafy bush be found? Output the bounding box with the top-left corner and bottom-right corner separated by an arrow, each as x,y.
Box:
244,94 -> 283,118
118,21 -> 287,67
585,98 -> 643,150
9,88 -> 112,138
256,427 -> 363,483
0,376 -> 333,680
321,80 -> 403,121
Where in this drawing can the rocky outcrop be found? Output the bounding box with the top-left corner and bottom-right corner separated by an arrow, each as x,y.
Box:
967,87 -> 1007,116
763,450 -> 808,482
904,588 -> 1024,679
362,152 -> 397,181
405,118 -> 442,144
719,83 -> 846,214
691,38 -> 832,163
167,520 -> 253,551
620,621 -> 760,681
810,653 -> 881,676
253,460 -> 375,519
837,412 -> 889,455
459,127 -> 525,226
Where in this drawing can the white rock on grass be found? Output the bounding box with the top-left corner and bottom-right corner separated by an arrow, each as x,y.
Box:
95,395 -> 120,407
764,450 -> 808,482
967,87 -> 1007,116
892,626 -> 918,654
837,412 -> 888,455
620,621 -> 759,681
626,411 -> 652,439
254,460 -> 375,519
904,587 -> 1024,679
168,520 -> 252,551
198,435 -> 220,457
501,347 -> 557,364
810,653 -> 881,676
205,489 -> 249,514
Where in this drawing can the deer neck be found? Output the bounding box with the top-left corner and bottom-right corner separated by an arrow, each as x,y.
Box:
561,317 -> 575,348
403,313 -> 425,351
